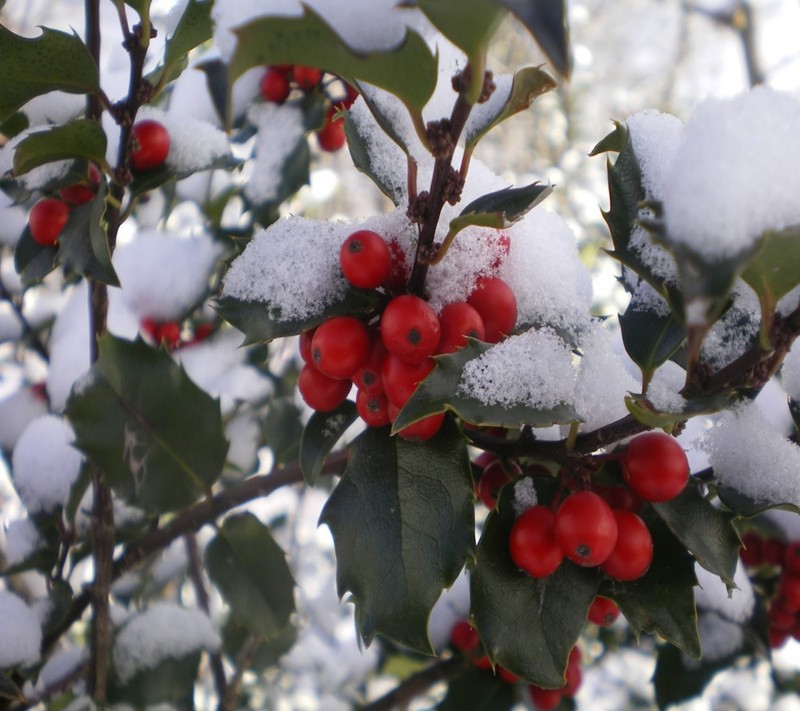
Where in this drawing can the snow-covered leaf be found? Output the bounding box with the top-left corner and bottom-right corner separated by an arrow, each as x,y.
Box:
12,120 -> 107,176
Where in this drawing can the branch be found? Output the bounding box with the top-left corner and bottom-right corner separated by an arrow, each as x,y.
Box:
357,656 -> 464,711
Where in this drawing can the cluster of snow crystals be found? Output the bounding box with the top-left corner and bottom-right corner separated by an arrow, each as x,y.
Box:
647,361 -> 686,413
212,0 -> 428,62
700,282 -> 761,370
0,133 -> 72,190
222,216 -> 351,320
136,106 -> 230,174
0,592 -> 42,669
244,103 -> 306,204
457,328 -> 575,411
47,282 -> 91,412
0,385 -> 48,451
462,74 -> 513,146
428,569 -> 470,653
664,86 -> 800,260
11,415 -> 82,514
706,401 -> 800,506
0,192 -> 27,246
512,478 -> 538,516
574,322 -> 639,431
500,209 -> 594,337
112,229 -> 223,322
112,602 -> 220,684
5,518 -> 41,566
627,279 -> 671,318
780,342 -> 800,401
695,561 -> 754,623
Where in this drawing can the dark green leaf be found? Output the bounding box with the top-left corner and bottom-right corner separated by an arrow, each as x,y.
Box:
222,617 -> 297,673
205,513 -> 295,639
625,392 -> 735,430
471,486 -> 598,688
653,641 -> 735,710
229,7 -> 436,116
0,675 -> 21,701
299,400 -> 358,486
653,479 -> 740,587
456,182 -> 552,226
195,58 -> 229,127
14,225 -> 57,286
0,111 -> 28,140
0,27 -> 100,122
109,654 -> 198,710
715,484 -> 800,519
163,0 -> 213,71
619,301 -> 684,384
416,0 -> 506,56
65,335 -> 228,513
498,0 -> 571,78
609,516 -> 700,658
464,66 -> 557,149
13,120 -> 107,176
215,288 -> 380,345
261,397 -> 304,465
319,421 -> 475,654
437,666 -> 517,711
56,181 -> 119,286
344,107 -> 403,204
393,340 -> 578,432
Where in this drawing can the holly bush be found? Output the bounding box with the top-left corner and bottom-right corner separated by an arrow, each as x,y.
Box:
2,1 -> 800,710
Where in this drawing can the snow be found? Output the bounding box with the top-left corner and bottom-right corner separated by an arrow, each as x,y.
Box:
647,361 -> 687,413
0,132 -> 72,190
11,414 -> 83,514
5,517 -> 41,565
781,341 -> 800,401
706,401 -> 800,506
512,477 -> 538,516
700,282 -> 760,370
462,74 -> 513,146
0,592 -> 42,669
427,568 -> 470,653
0,383 -> 48,452
694,561 -> 754,623
47,281 -> 91,412
244,103 -> 307,205
34,648 -> 87,697
691,612 -> 743,665
457,328 -> 576,412
112,602 -> 220,684
0,192 -> 28,247
664,86 -> 800,260
221,216 -> 351,320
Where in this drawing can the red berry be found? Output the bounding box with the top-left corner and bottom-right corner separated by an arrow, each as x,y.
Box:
396,412 -> 444,441
785,542 -> 800,574
317,110 -> 346,152
600,510 -> 653,581
340,230 -> 391,289
384,238 -> 408,292
130,120 -> 170,171
59,164 -> 101,205
763,538 -> 786,567
381,295 -> 441,363
311,316 -> 371,379
739,532 -> 763,567
528,685 -> 562,710
509,505 -> 564,578
157,321 -> 182,349
768,600 -> 797,631
592,482 -> 642,512
299,328 -> 316,365
343,82 -> 359,107
28,198 -> 70,246
497,666 -> 518,684
450,619 -> 479,653
587,596 -> 620,627
437,302 -> 486,354
356,389 -> 390,427
473,654 -> 493,670
563,646 -> 582,697
554,491 -> 618,567
353,338 -> 386,395
381,353 -> 435,408
466,276 -> 517,343
770,627 -> 789,648
780,573 -> 800,611
622,432 -> 689,503
260,66 -> 291,103
477,460 -> 510,509
297,364 -> 350,412
293,65 -> 322,90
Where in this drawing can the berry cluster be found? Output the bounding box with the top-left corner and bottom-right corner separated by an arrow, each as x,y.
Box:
140,318 -> 216,350
740,531 -> 800,648
297,228 -> 518,441
259,64 -> 359,152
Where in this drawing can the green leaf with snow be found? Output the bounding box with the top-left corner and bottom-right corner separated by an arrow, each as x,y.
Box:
464,66 -> 557,149
12,120 -> 107,176
471,486 -> 599,688
447,182 -> 552,237
319,421 -> 475,654
393,340 -> 578,433
206,513 -> 296,640
498,0 -> 571,77
344,109 -> 401,204
215,288 -> 380,345
65,335 -> 228,513
653,479 -> 740,587
0,26 -> 100,122
229,7 -> 436,116
608,515 -> 700,658
300,400 -> 358,486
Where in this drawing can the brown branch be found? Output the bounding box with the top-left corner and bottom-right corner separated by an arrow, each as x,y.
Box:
357,656 -> 464,711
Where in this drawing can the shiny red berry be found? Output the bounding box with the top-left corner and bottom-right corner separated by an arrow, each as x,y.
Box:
587,596 -> 620,627
395,412 -> 444,441
381,353 -> 434,408
477,459 -> 511,509
450,619 -> 479,653
29,198 -> 70,246
311,316 -> 370,379
293,65 -> 322,90
130,120 -> 170,171
356,389 -> 390,428
59,164 -> 101,206
340,230 -> 391,289
438,301 -> 486,354
528,685 -> 562,710
297,364 -> 350,412
260,66 -> 291,103
554,491 -> 618,567
622,432 -> 689,503
601,510 -> 653,581
466,276 -> 517,343
381,294 -> 441,363
509,505 -> 564,578
353,338 -> 386,395
317,109 -> 346,152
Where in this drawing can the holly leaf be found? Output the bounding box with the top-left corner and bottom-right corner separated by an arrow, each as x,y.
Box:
437,666 -> 517,711
448,182 -> 552,235
471,487 -> 599,688
229,7 -> 436,117
344,108 -> 402,204
12,120 -> 107,176
393,340 -> 578,432
215,288 -> 380,345
261,397 -> 304,466
498,0 -> 570,78
653,479 -> 740,587
109,655 -> 198,709
222,617 -> 297,673
13,225 -> 57,286
464,66 -> 557,149
206,513 -> 295,640
0,26 -> 100,122
608,516 -> 700,658
619,301 -> 684,384
416,0 -> 505,63
625,392 -> 734,430
162,0 -> 213,74
319,420 -> 475,654
65,335 -> 228,513
299,400 -> 358,486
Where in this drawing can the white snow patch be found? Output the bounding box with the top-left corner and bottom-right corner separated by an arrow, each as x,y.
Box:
512,478 -> 538,517
0,592 -> 42,669
0,385 -> 48,452
781,342 -> 800,401
694,561 -> 754,623
47,282 -> 91,412
647,361 -> 686,414
5,518 -> 41,565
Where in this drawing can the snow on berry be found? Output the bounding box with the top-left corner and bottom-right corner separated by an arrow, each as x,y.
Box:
457,328 -> 575,412
706,401 -> 800,506
11,415 -> 83,514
